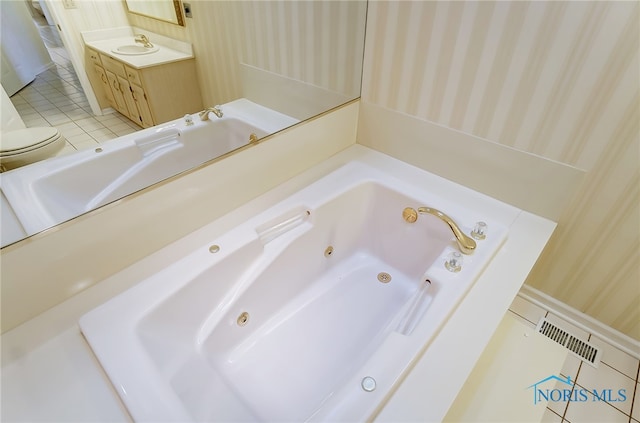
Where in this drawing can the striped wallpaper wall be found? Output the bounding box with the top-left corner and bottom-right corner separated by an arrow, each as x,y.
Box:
361,1 -> 639,339
127,1 -> 366,111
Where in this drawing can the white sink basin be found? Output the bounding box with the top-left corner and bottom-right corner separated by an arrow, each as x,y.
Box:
111,44 -> 159,55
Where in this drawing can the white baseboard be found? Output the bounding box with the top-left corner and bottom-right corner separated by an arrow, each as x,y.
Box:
519,284 -> 640,360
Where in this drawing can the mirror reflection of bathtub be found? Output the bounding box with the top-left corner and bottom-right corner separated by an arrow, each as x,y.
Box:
1,0 -> 368,247
0,99 -> 297,244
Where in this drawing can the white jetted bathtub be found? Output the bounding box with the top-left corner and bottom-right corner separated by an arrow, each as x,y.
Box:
0,99 -> 297,240
80,161 -> 510,422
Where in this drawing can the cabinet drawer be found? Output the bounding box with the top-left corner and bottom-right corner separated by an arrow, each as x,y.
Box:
100,54 -> 126,78
125,66 -> 142,86
87,48 -> 102,66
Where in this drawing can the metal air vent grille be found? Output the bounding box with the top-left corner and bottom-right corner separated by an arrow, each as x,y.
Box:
536,318 -> 601,367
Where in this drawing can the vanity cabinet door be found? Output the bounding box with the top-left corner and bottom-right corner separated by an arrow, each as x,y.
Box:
105,70 -> 128,116
93,64 -> 116,110
130,83 -> 154,128
118,75 -> 142,126
134,60 -> 203,124
87,49 -> 102,67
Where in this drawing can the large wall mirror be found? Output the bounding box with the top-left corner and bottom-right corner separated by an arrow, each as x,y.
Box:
0,0 -> 368,248
125,0 -> 184,26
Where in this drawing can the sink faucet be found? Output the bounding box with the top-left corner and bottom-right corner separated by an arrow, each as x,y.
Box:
199,106 -> 223,120
402,206 -> 477,254
134,34 -> 153,48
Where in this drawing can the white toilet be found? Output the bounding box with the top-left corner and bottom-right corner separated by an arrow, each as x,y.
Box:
1,86 -> 67,172
0,127 -> 66,171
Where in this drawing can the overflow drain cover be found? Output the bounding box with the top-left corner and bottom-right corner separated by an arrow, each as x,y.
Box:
377,272 -> 392,283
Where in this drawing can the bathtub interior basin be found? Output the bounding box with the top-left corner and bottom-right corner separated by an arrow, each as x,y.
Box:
79,162 -> 509,422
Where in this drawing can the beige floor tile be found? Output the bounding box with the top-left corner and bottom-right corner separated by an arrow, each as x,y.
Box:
509,295 -> 547,325
112,127 -> 137,137
94,115 -> 125,126
10,96 -> 27,105
564,396 -> 629,423
15,109 -> 39,119
28,99 -> 54,109
589,335 -> 640,380
65,109 -> 92,121
71,138 -> 100,152
88,129 -> 116,142
34,102 -> 58,112
541,407 -> 562,422
546,378 -> 573,417
45,115 -> 73,126
576,362 -> 635,415
561,355 -> 582,380
66,133 -> 94,147
631,382 -> 639,421
56,121 -> 80,131
60,126 -> 86,139
23,117 -> 52,127
74,117 -> 105,132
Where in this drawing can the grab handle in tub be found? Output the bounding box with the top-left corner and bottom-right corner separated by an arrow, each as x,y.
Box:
255,207 -> 311,245
396,278 -> 433,336
134,128 -> 181,156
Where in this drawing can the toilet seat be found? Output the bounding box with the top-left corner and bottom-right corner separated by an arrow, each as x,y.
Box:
0,127 -> 66,171
0,127 -> 62,157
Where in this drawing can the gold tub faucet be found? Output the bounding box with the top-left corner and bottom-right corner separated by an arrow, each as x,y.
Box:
199,106 -> 223,120
402,206 -> 477,255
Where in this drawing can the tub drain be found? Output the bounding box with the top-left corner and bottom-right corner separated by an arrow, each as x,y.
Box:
377,272 -> 392,283
237,312 -> 249,326
361,376 -> 377,392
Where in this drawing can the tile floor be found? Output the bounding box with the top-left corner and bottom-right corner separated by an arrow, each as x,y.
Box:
9,15 -> 140,156
509,296 -> 640,423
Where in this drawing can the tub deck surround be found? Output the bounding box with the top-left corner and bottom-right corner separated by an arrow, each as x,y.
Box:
0,99 -> 298,242
0,146 -> 556,422
80,160 -> 512,421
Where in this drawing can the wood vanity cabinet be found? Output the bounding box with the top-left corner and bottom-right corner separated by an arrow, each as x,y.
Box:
86,47 -> 202,128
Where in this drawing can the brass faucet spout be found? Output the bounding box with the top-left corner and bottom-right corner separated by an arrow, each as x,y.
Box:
199,106 -> 223,120
403,206 -> 476,255
134,34 -> 153,48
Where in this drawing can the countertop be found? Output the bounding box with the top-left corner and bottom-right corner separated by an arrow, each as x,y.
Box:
0,145 -> 556,422
82,26 -> 193,69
